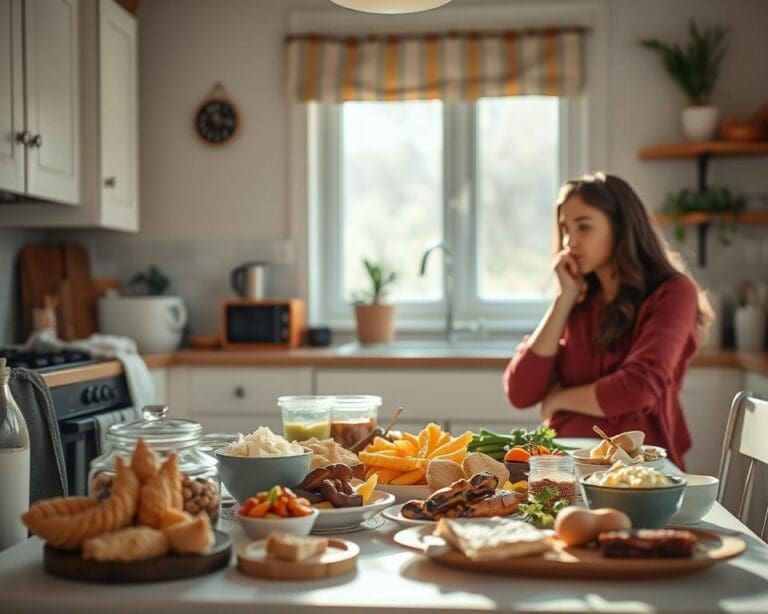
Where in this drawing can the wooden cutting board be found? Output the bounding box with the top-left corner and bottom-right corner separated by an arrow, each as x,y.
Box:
237,538 -> 359,580
43,530 -> 232,583
19,243 -> 98,341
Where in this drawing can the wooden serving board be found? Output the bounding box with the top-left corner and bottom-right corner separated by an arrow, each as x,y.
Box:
237,538 -> 359,580
394,526 -> 746,580
43,530 -> 231,583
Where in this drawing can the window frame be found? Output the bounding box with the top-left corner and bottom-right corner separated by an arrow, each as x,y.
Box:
312,96 -> 586,331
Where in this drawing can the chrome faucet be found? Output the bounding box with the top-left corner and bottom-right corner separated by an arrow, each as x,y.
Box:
419,241 -> 456,343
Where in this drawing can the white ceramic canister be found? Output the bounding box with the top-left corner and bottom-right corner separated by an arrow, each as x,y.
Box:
734,304 -> 767,352
98,294 -> 188,353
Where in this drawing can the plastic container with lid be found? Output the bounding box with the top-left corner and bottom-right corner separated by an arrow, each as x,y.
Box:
278,395 -> 332,442
89,405 -> 221,524
528,454 -> 578,503
330,395 -> 381,449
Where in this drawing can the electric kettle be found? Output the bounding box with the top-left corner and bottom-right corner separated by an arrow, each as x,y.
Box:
231,262 -> 270,299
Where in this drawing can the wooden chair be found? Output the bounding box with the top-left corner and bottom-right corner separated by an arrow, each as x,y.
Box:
716,390 -> 768,539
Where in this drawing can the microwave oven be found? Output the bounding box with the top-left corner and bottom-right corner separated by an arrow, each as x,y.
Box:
221,299 -> 306,349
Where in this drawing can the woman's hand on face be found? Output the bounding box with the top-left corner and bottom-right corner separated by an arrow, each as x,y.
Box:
553,249 -> 583,304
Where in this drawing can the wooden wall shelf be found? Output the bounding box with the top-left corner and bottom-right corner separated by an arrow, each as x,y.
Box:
640,141 -> 768,160
654,211 -> 768,225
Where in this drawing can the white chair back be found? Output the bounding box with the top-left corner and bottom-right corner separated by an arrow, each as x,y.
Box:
717,391 -> 768,539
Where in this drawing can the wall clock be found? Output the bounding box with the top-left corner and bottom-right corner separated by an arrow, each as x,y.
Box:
195,82 -> 240,145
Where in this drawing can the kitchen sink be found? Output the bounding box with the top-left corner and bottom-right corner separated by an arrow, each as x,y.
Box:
334,338 -> 519,357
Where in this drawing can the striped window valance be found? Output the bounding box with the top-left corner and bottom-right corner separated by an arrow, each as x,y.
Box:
286,28 -> 585,103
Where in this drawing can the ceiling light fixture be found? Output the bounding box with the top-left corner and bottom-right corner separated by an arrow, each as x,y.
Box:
330,0 -> 453,15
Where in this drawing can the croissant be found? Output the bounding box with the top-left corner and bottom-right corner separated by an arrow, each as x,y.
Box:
131,437 -> 159,483
163,514 -> 214,556
157,507 -> 192,529
22,457 -> 140,550
22,497 -> 98,521
83,527 -> 169,562
137,451 -> 183,528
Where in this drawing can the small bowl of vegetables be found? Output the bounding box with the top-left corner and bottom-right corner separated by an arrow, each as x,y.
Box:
238,485 -> 318,540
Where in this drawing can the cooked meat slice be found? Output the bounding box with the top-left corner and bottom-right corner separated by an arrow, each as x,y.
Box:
401,499 -> 431,520
425,471 -> 498,515
457,490 -> 524,518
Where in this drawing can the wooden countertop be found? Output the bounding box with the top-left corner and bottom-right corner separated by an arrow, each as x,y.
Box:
41,347 -> 768,387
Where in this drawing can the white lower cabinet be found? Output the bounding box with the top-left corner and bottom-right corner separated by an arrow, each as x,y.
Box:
168,366 -> 312,434
314,368 -> 539,434
148,367 -> 167,405
679,367 -> 744,476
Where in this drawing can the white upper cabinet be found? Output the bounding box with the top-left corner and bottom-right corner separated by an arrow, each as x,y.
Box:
0,0 -> 25,194
24,0 -> 80,203
0,0 -> 80,204
0,0 -> 139,232
98,0 -> 138,230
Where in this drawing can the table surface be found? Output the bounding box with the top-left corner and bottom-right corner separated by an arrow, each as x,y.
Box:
2,443 -> 767,614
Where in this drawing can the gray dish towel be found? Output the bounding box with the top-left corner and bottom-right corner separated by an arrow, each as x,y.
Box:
93,407 -> 140,456
8,368 -> 67,504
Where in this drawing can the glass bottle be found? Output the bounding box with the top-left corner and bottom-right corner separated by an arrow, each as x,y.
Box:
0,357 -> 30,550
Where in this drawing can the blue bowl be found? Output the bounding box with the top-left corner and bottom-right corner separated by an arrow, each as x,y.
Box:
579,475 -> 687,529
215,448 -> 312,505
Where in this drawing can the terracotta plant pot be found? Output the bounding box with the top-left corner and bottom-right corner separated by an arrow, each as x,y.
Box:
354,304 -> 395,344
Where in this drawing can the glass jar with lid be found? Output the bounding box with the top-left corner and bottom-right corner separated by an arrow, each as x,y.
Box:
528,454 -> 578,503
330,395 -> 381,449
279,395 -> 332,442
89,405 -> 221,524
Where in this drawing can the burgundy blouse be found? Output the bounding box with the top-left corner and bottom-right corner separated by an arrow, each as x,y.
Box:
503,274 -> 699,469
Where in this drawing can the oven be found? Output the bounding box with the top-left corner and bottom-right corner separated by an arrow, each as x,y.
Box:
2,348 -> 136,497
50,374 -> 135,496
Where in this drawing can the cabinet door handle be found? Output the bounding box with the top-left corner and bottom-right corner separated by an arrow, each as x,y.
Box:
30,134 -> 42,147
104,176 -> 117,188
234,386 -> 245,398
15,131 -> 31,146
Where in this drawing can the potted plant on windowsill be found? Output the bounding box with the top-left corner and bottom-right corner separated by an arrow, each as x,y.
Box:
641,20 -> 728,142
353,258 -> 398,344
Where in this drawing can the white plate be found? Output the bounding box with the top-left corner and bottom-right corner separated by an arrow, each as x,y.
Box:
376,483 -> 432,503
382,504 -> 436,527
312,490 -> 395,533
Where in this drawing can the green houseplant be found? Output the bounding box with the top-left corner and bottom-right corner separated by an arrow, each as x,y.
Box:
662,186 -> 745,243
640,20 -> 728,141
353,258 -> 398,344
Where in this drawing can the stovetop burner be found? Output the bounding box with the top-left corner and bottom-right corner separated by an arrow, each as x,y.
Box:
0,347 -> 96,372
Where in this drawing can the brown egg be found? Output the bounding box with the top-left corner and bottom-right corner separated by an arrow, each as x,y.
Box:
593,508 -> 632,533
554,506 -> 600,546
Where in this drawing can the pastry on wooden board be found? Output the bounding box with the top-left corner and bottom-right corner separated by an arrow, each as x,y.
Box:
22,457 -> 140,550
82,527 -> 170,562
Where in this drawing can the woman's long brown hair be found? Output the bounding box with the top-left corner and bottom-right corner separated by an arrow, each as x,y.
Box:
555,173 -> 713,352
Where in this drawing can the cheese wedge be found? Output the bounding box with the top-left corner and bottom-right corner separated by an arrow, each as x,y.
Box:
434,517 -> 552,561
266,532 -> 328,562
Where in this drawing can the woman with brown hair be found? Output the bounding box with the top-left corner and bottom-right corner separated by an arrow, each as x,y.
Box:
503,173 -> 712,469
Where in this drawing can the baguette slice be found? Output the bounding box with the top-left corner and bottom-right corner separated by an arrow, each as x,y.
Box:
266,532 -> 328,562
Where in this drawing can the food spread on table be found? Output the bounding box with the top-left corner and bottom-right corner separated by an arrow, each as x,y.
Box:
18,416 -> 744,583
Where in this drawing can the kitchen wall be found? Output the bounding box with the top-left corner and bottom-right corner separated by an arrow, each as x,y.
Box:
52,0 -> 768,338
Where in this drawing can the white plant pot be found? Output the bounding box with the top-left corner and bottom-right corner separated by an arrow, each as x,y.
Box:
98,295 -> 188,353
681,105 -> 720,142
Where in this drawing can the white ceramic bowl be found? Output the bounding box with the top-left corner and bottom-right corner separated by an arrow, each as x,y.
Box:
671,474 -> 720,524
238,507 -> 319,540
572,446 -> 667,479
312,490 -> 395,532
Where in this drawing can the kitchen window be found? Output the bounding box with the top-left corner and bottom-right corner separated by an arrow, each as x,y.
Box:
312,95 -> 585,330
